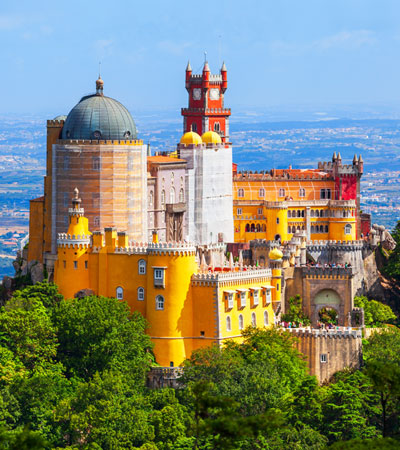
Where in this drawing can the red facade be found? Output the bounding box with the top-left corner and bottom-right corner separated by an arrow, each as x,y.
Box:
182,61 -> 231,142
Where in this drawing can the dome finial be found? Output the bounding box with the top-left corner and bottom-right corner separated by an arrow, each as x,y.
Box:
71,187 -> 82,210
96,63 -> 104,96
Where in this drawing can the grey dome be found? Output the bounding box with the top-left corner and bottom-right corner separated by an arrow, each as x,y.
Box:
61,91 -> 137,141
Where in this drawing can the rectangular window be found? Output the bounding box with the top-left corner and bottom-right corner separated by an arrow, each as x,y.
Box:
240,291 -> 246,308
258,208 -> 263,215
228,293 -> 234,309
73,261 -> 77,269
63,260 -> 66,269
276,218 -> 280,224
85,261 -> 88,269
265,289 -> 271,304
320,189 -> 326,199
253,290 -> 259,306
326,189 -> 331,199
154,268 -> 165,287
237,208 -> 242,216
93,157 -> 101,171
320,354 -> 327,363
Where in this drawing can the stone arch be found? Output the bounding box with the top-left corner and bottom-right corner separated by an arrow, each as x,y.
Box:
312,289 -> 342,326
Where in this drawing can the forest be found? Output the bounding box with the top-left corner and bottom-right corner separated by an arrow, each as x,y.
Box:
0,281 -> 397,449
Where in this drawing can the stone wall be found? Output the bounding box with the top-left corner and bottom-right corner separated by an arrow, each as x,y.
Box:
289,328 -> 362,383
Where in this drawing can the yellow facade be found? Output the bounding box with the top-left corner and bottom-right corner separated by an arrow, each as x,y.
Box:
54,200 -> 279,367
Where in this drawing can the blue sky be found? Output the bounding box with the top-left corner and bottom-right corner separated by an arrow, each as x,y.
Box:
1,0 -> 400,115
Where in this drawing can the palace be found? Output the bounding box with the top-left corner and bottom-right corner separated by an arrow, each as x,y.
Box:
26,60 -> 374,372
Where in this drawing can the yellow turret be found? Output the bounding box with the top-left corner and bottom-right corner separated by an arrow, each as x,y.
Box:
54,188 -> 92,298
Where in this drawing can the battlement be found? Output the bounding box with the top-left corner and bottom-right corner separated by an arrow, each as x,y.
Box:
147,241 -> 196,255
57,233 -> 91,248
303,266 -> 354,277
287,327 -> 362,338
47,119 -> 65,126
192,267 -> 272,285
57,139 -> 143,146
234,170 -> 332,181
181,107 -> 231,115
307,240 -> 364,250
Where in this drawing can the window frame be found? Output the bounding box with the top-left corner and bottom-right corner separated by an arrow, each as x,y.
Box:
137,287 -> 145,301
138,259 -> 146,275
156,295 -> 165,310
116,286 -> 123,300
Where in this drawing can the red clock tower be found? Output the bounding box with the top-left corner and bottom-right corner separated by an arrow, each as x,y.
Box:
181,60 -> 231,142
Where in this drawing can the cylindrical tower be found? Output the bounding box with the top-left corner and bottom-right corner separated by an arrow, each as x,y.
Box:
54,188 -> 91,299
145,242 -> 197,367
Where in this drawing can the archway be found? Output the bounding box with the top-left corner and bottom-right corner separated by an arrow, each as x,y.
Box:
318,307 -> 338,325
274,234 -> 281,242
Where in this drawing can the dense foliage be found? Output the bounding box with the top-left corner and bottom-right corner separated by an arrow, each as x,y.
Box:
281,294 -> 311,326
354,296 -> 396,327
0,282 -> 399,449
382,220 -> 400,282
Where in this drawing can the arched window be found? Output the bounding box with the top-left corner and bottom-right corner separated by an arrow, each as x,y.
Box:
311,225 -> 315,233
116,286 -> 123,300
238,188 -> 244,198
251,312 -> 256,327
226,316 -> 231,331
262,224 -> 266,232
137,287 -> 145,301
256,224 -> 261,232
94,216 -> 100,227
238,314 -> 244,330
325,225 -> 329,233
214,122 -> 220,132
288,226 -> 291,233
264,311 -> 269,326
138,259 -> 146,274
345,224 -> 352,235
251,223 -> 255,232
149,190 -> 154,206
315,210 -> 320,217
320,210 -> 324,217
292,226 -> 296,233
299,188 -> 305,197
179,188 -> 184,203
288,210 -> 292,218
245,223 -> 250,232
259,188 -> 265,197
302,210 -> 305,218
278,188 -> 285,197
161,190 -> 165,206
170,187 -> 175,204
297,226 -> 300,231
192,123 -> 197,132
156,295 -> 165,310
297,210 -> 301,218
311,210 -> 315,218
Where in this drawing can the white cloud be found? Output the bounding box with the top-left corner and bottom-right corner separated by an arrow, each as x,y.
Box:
158,40 -> 192,56
0,14 -> 23,31
269,30 -> 377,55
93,39 -> 114,58
314,30 -> 376,50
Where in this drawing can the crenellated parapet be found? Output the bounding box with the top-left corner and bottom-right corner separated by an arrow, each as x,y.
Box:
192,267 -> 272,286
147,241 -> 197,256
57,233 -> 91,248
287,327 -> 362,339
303,266 -> 354,278
57,139 -> 143,146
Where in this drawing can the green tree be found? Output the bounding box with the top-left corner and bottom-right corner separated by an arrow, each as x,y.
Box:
11,283 -> 63,309
363,329 -> 400,437
382,220 -> 400,281
52,296 -> 154,380
281,295 -> 311,326
329,437 -> 400,449
0,297 -> 57,370
354,296 -> 396,327
54,371 -> 154,449
322,370 -> 379,443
